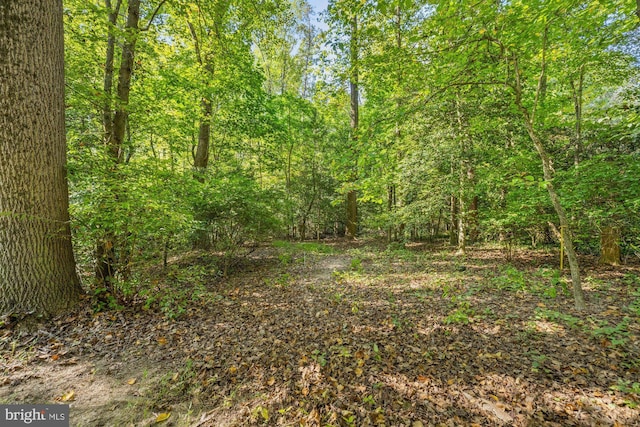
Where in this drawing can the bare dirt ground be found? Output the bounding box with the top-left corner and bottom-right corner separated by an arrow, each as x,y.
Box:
2,240 -> 640,426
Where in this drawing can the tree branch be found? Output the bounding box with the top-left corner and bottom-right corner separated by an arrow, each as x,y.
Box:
141,0 -> 168,31
531,24 -> 549,126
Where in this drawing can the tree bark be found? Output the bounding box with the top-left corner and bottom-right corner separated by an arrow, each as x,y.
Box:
193,98 -> 212,179
187,19 -> 213,180
0,0 -> 82,316
599,226 -> 621,266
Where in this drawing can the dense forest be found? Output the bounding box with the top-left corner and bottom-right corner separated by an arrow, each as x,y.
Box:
2,0 -> 640,426
58,0 -> 640,308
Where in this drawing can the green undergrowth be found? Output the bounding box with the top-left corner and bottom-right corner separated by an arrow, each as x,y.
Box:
491,264 -> 571,299
272,240 -> 336,254
535,308 -> 633,347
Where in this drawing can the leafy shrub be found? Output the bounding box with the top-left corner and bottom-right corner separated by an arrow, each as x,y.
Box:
491,265 -> 527,291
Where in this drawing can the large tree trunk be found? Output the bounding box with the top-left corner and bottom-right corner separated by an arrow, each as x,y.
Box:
0,0 -> 82,316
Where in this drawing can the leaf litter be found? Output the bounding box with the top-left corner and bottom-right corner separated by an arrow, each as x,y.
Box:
1,240 -> 639,426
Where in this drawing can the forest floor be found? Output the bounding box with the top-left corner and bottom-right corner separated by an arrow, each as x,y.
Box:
2,239 -> 640,426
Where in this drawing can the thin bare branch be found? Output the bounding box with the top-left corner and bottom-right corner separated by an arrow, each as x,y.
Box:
141,0 -> 169,31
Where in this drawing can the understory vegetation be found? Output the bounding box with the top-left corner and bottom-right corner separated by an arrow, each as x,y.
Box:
2,241 -> 640,425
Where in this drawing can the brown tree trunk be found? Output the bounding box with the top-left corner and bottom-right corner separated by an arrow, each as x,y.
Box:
193,98 -> 212,179
111,0 -> 140,161
96,0 -> 141,289
457,194 -> 466,254
346,14 -> 359,239
468,196 -> 479,243
511,41 -> 586,310
102,0 -> 121,146
187,19 -> 214,180
346,190 -> 358,238
600,226 -> 621,266
571,64 -> 585,167
387,185 -> 396,241
521,116 -> 586,310
186,19 -> 215,249
449,195 -> 458,246
0,0 -> 82,316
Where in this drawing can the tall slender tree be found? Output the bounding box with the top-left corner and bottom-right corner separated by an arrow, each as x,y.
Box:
346,11 -> 359,239
327,0 -> 363,238
0,0 -> 82,316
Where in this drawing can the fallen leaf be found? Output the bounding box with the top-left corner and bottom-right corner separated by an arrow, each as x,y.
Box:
267,376 -> 275,386
260,407 -> 269,421
462,392 -> 513,423
155,412 -> 171,423
127,378 -> 136,385
524,396 -> 534,412
61,390 -> 75,402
